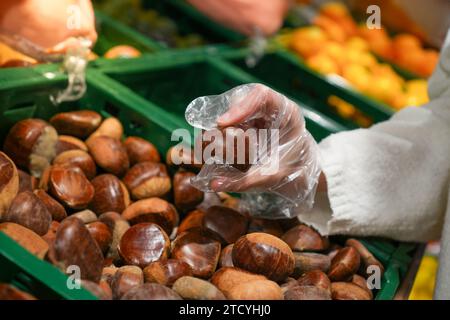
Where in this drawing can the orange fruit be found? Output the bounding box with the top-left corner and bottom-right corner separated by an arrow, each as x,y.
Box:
341,63 -> 371,91
104,45 -> 141,59
328,96 -> 357,119
313,15 -> 347,43
290,27 -> 328,58
346,37 -> 369,52
322,41 -> 346,68
416,50 -> 439,77
306,53 -> 339,75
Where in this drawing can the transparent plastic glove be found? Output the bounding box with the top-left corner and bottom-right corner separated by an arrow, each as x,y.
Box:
0,0 -> 97,61
185,84 -> 321,219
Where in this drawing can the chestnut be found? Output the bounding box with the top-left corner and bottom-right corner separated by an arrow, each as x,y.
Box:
203,206 -> 248,244
293,252 -> 331,277
210,267 -> 266,298
122,197 -> 178,236
0,284 -> 37,300
121,283 -> 181,300
34,189 -> 67,222
53,150 -> 97,180
143,259 -> 193,286
0,222 -> 49,259
87,136 -> 129,177
71,209 -> 98,224
331,282 -> 372,300
177,209 -> 205,234
284,285 -> 331,300
102,265 -> 119,286
90,174 -> 130,215
48,217 -> 104,282
0,152 -> 19,218
3,191 -> 52,235
328,247 -> 361,281
99,212 -> 130,262
351,274 -> 373,299
86,221 -> 113,255
3,119 -> 58,177
346,238 -> 385,277
55,135 -> 88,155
171,228 -> 221,279
18,169 -> 38,193
172,276 -> 226,300
172,170 -> 204,212
48,165 -> 94,209
297,270 -> 331,291
122,162 -> 171,199
81,280 -> 112,300
228,280 -> 283,300
247,218 -> 284,238
111,266 -> 144,300
166,146 -> 202,171
118,223 -> 170,268
232,233 -> 295,282
86,117 -> 123,144
42,221 -> 60,246
124,136 -> 160,165
50,110 -> 102,138
281,224 -> 329,252
219,244 -> 234,268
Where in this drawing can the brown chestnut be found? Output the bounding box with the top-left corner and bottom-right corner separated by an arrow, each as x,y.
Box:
331,282 -> 372,300
34,189 -> 67,222
86,221 -> 113,255
232,233 -> 295,282
18,169 -> 38,193
284,285 -> 331,300
210,267 -> 266,298
166,146 -> 202,171
53,150 -> 97,180
122,162 -> 171,199
90,174 -> 130,215
247,218 -> 284,238
228,279 -> 283,300
118,223 -> 170,268
0,152 -> 19,218
171,228 -> 221,279
173,170 -> 204,212
203,206 -> 248,244
0,222 -> 48,259
42,220 -> 60,246
177,209 -> 205,234
3,191 -> 52,236
3,119 -> 58,177
143,259 -> 193,286
86,117 -> 123,144
102,265 -> 119,286
328,247 -> 361,281
48,217 -> 104,282
87,136 -> 129,177
81,280 -> 113,300
121,283 -> 181,300
98,212 -> 130,262
48,165 -> 94,209
219,244 -> 234,268
71,209 -> 98,224
122,197 -> 178,236
297,270 -> 331,291
0,284 -> 36,300
50,110 -> 102,138
346,238 -> 385,277
124,136 -> 160,165
351,274 -> 373,299
55,135 -> 88,155
281,224 -> 329,252
172,276 -> 226,300
111,266 -> 144,300
293,252 -> 331,277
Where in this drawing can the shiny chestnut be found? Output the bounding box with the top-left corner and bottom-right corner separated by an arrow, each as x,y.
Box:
173,170 -> 204,212
87,136 -> 129,177
0,152 -> 19,218
281,224 -> 329,252
203,206 -> 248,244
122,162 -> 171,199
143,259 -> 193,286
90,174 -> 130,215
328,246 -> 361,281
53,149 -> 97,180
50,110 -> 102,138
124,136 -> 160,165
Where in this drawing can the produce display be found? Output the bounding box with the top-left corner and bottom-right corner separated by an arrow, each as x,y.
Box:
0,110 -> 385,300
281,2 -> 435,122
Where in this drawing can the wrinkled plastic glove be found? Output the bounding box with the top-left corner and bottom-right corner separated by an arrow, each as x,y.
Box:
186,84 -> 321,219
0,0 -> 97,60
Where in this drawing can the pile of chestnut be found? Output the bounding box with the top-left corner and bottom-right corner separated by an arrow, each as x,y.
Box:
0,110 -> 384,300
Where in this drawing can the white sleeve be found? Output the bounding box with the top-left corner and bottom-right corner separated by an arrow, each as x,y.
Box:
298,31 -> 450,242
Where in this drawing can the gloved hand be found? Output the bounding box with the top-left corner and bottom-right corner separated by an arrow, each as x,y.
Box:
0,0 -> 97,59
186,84 -> 322,219
187,0 -> 291,36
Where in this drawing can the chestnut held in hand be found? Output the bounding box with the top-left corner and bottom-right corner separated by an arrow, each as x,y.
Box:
122,162 -> 171,200
3,119 -> 58,178
232,233 -> 295,282
118,223 -> 170,268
